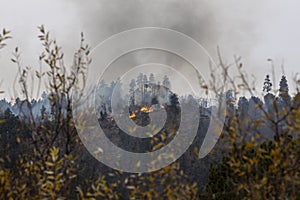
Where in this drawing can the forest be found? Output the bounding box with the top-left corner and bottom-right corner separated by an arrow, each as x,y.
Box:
1,26 -> 300,199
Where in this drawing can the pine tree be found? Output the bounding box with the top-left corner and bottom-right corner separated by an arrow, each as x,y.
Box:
279,75 -> 288,93
143,74 -> 148,102
263,75 -> 272,93
162,76 -> 171,102
279,75 -> 291,106
99,79 -> 107,89
279,75 -> 289,97
149,73 -> 155,84
162,75 -> 171,89
238,96 -> 249,113
169,93 -> 180,114
136,73 -> 144,103
41,91 -> 48,101
149,73 -> 156,97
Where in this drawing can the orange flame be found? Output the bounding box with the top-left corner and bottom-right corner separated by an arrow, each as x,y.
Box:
140,106 -> 153,113
129,106 -> 153,119
129,112 -> 136,119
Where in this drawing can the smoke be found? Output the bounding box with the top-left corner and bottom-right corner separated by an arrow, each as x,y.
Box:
72,0 -> 264,56
69,0 -> 264,96
76,0 -> 215,42
1,0 -> 299,98
73,0 -> 300,95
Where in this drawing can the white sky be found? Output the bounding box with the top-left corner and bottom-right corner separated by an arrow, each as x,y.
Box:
1,0 -> 300,100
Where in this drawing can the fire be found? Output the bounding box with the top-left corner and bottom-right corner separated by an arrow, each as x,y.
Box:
140,106 -> 153,113
129,112 -> 136,119
129,106 -> 153,119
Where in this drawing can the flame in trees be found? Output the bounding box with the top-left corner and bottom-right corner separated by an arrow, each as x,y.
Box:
140,106 -> 153,113
129,105 -> 153,119
129,112 -> 136,119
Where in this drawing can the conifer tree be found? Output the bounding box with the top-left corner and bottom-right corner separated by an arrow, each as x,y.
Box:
149,73 -> 155,84
263,75 -> 272,93
149,73 -> 155,96
162,75 -> 171,89
279,75 -> 291,106
279,75 -> 289,97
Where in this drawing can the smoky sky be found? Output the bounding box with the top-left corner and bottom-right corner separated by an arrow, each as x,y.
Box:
0,0 -> 300,99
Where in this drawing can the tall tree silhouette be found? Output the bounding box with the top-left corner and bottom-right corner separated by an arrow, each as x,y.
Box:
136,73 -> 144,103
279,75 -> 291,106
149,73 -> 155,96
149,73 -> 155,84
263,75 -> 272,93
162,75 -> 171,89
143,74 -> 148,102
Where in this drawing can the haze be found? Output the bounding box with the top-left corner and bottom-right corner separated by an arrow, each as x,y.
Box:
0,0 -> 300,99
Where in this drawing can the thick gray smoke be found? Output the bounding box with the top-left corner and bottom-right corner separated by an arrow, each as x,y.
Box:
77,0 -> 218,46
1,0 -> 299,98
69,0 -> 300,95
